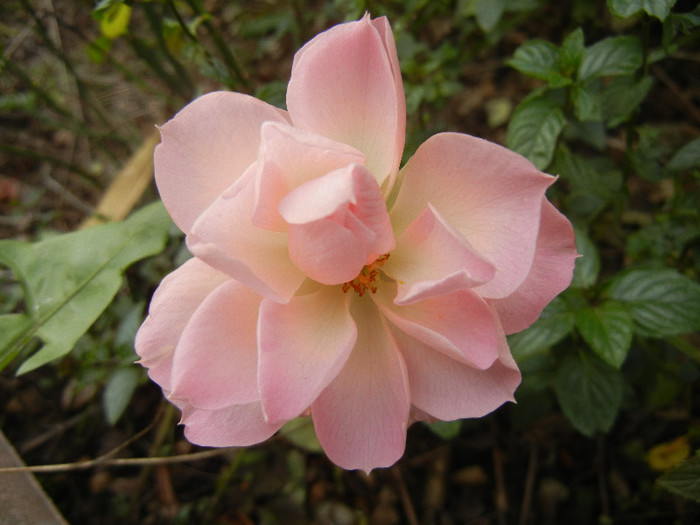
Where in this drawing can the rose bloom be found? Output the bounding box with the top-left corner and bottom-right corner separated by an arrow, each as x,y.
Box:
135,15 -> 577,472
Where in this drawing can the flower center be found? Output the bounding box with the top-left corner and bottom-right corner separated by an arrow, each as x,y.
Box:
342,254 -> 390,296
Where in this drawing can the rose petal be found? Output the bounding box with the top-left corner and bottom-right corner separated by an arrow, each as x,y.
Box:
187,166 -> 306,303
384,204 -> 496,304
391,132 -> 554,299
287,15 -> 405,186
312,298 -> 409,473
282,164 -> 395,284
253,121 -> 365,231
179,400 -> 282,447
394,327 -> 520,421
135,258 -> 228,392
155,91 -> 288,233
170,280 -> 262,410
258,287 -> 356,424
375,285 -> 500,370
491,199 -> 578,334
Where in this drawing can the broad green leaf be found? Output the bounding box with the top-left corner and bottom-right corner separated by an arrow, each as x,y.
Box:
575,302 -> 634,368
658,454 -> 700,503
0,202 -> 171,374
103,367 -> 143,424
578,36 -> 644,81
601,74 -> 654,127
608,268 -> 700,337
570,226 -> 600,288
506,95 -> 566,169
608,0 -> 675,21
554,351 -> 624,437
667,136 -> 700,171
508,297 -> 576,361
507,40 -> 565,84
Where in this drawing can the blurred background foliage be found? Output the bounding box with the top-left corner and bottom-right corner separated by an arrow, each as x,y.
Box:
1,0 -> 699,524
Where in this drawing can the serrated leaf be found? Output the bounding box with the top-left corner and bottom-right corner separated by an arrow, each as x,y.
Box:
658,454 -> 700,503
575,302 -> 634,368
507,40 -> 565,83
571,226 -> 600,288
579,36 -> 644,81
508,297 -> 576,361
601,74 -> 654,127
506,96 -> 566,169
608,268 -> 700,337
0,202 -> 171,373
608,0 -> 675,21
554,351 -> 624,437
572,83 -> 602,122
667,136 -> 700,171
104,367 -> 142,424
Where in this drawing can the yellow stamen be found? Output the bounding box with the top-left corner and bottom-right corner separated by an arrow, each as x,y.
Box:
342,254 -> 390,296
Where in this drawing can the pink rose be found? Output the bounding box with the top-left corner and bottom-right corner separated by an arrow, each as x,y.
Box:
135,15 -> 577,472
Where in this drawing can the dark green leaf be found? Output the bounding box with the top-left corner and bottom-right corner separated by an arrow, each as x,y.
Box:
475,0 -> 506,32
608,0 -> 675,21
560,28 -> 585,74
658,454 -> 700,503
572,83 -> 602,122
575,302 -> 634,368
507,40 -> 562,80
0,202 -> 171,374
508,297 -> 576,361
579,36 -> 644,80
554,351 -> 624,437
601,75 -> 654,127
667,136 -> 700,171
608,268 -> 700,337
506,95 -> 566,169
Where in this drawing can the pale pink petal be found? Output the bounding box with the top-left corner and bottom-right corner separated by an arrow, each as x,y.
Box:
155,91 -> 289,233
169,280 -> 262,410
258,287 -> 356,424
391,133 -> 555,299
253,121 -> 365,231
187,166 -> 306,303
135,258 -> 228,392
179,401 -> 282,447
287,16 -> 405,186
375,285 -> 500,370
384,204 -> 496,304
491,199 -> 578,334
312,298 -> 410,473
282,164 -> 395,284
393,327 -> 521,421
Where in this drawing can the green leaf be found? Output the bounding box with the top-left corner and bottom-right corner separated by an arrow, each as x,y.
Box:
575,302 -> 634,368
508,297 -> 576,362
571,83 -> 602,122
658,454 -> 700,503
103,367 -> 142,424
507,40 -> 567,85
601,75 -> 654,127
608,0 -> 676,22
506,95 -> 566,169
0,202 -> 172,374
554,351 -> 625,437
281,418 -> 323,453
559,28 -> 585,75
608,268 -> 700,337
578,36 -> 644,81
475,0 -> 506,32
667,136 -> 700,171
570,226 -> 600,288
425,420 -> 462,440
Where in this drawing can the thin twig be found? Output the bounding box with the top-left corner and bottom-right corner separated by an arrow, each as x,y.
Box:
519,440 -> 538,525
0,448 -> 233,475
392,466 -> 420,525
